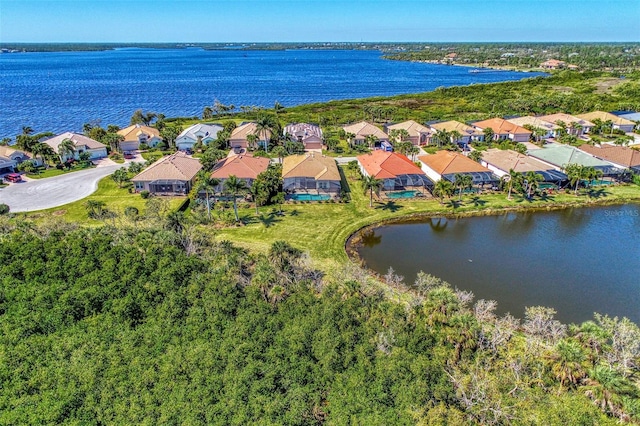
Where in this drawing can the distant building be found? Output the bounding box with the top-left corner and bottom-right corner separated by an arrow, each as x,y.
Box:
282,153 -> 341,195
575,111 -> 636,133
540,59 -> 566,69
0,146 -> 33,173
342,121 -> 388,146
537,113 -> 594,137
117,124 -> 162,151
132,151 -> 202,195
42,132 -> 107,162
428,120 -> 484,145
385,120 -> 431,146
506,116 -> 561,139
472,118 -> 532,143
229,122 -> 271,150
357,150 -> 432,191
175,123 -> 224,151
284,123 -> 323,150
418,151 -> 497,187
210,154 -> 270,192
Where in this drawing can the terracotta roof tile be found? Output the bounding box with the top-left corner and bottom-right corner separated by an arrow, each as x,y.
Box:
210,155 -> 270,180
473,118 -> 531,135
282,154 -> 340,181
357,150 -> 425,179
132,151 -> 202,182
418,151 -> 491,175
578,144 -> 640,168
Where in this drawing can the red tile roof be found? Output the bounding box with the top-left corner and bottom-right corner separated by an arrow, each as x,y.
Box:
357,150 -> 425,179
473,118 -> 532,135
210,155 -> 270,180
418,151 -> 491,175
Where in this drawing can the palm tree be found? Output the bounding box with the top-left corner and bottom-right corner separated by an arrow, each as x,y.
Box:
30,142 -> 54,169
468,150 -> 483,163
454,173 -> 473,200
223,175 -> 248,222
503,169 -> 522,200
524,171 -> 544,199
433,179 -> 454,204
364,134 -> 378,149
58,138 -> 76,163
196,171 -> 219,220
433,129 -> 450,148
271,145 -> 287,164
254,113 -> 279,153
546,340 -> 588,389
564,163 -> 584,194
582,365 -> 634,417
361,175 -> 383,207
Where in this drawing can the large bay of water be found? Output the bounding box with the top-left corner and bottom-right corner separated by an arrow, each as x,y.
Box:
356,204 -> 640,325
0,48 -> 543,137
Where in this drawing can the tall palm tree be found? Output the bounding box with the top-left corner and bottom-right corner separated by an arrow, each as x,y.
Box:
524,171 -> 544,199
254,114 -> 279,153
58,138 -> 76,162
546,340 -> 588,389
433,179 -> 454,204
564,163 -> 584,194
196,171 -> 220,220
364,134 -> 378,149
224,175 -> 248,222
433,129 -> 450,148
454,173 -> 473,200
503,169 -> 522,200
30,142 -> 53,168
361,175 -> 383,208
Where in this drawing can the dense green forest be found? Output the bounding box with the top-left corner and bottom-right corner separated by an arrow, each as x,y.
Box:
1,219 -> 638,424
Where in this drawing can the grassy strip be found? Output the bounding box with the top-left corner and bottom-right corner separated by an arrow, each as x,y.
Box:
216,171 -> 640,270
26,178 -> 184,223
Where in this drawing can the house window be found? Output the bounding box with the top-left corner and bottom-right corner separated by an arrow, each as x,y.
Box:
135,182 -> 144,190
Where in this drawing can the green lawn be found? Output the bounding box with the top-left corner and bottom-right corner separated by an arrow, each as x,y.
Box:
216,170 -> 640,270
27,178 -> 184,223
26,163 -> 95,179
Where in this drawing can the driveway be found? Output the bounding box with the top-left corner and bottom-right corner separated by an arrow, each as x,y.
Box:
0,163 -> 122,212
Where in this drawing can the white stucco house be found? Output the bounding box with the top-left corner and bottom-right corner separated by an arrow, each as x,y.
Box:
42,132 -> 108,162
175,123 -> 224,151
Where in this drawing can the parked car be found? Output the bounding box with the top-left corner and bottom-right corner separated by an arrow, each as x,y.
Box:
4,173 -> 22,183
123,152 -> 135,159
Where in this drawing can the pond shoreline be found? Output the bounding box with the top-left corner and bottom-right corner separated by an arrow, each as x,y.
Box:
345,196 -> 640,289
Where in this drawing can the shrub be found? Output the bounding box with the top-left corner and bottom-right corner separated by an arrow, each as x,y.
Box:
140,190 -> 150,199
0,203 -> 9,215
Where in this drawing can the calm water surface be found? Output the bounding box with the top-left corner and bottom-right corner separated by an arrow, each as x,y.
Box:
356,204 -> 640,325
0,49 -> 544,136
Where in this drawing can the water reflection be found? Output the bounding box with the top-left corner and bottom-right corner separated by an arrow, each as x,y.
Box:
357,204 -> 640,324
360,229 -> 382,248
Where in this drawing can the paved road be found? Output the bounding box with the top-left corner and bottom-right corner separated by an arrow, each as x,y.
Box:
0,164 -> 122,212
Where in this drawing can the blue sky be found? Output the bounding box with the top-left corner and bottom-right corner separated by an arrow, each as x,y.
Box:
1,0 -> 638,42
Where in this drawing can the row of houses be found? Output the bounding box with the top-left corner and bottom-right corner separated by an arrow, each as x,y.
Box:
131,137 -> 640,201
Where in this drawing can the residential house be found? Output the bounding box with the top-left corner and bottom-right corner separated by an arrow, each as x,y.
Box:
282,153 -> 341,194
131,151 -> 202,194
506,116 -> 561,140
540,59 -> 565,69
579,144 -> 640,175
0,146 -> 33,173
229,122 -> 271,150
385,120 -> 431,146
284,123 -> 323,150
472,118 -> 532,143
428,120 -> 484,146
480,149 -> 567,183
117,124 -> 162,151
618,112 -> 640,128
342,121 -> 388,146
575,111 -> 636,133
537,113 -> 594,137
418,151 -> 497,187
527,144 -> 623,177
357,150 -> 432,192
210,154 -> 270,192
42,132 -> 107,162
175,123 -> 224,151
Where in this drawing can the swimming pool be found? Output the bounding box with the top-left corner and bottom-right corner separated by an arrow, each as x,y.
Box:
386,190 -> 420,199
288,193 -> 331,201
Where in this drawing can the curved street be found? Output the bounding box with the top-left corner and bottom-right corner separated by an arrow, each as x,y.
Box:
0,163 -> 122,213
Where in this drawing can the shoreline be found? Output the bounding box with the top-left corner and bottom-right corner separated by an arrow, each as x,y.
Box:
344,196 -> 640,279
